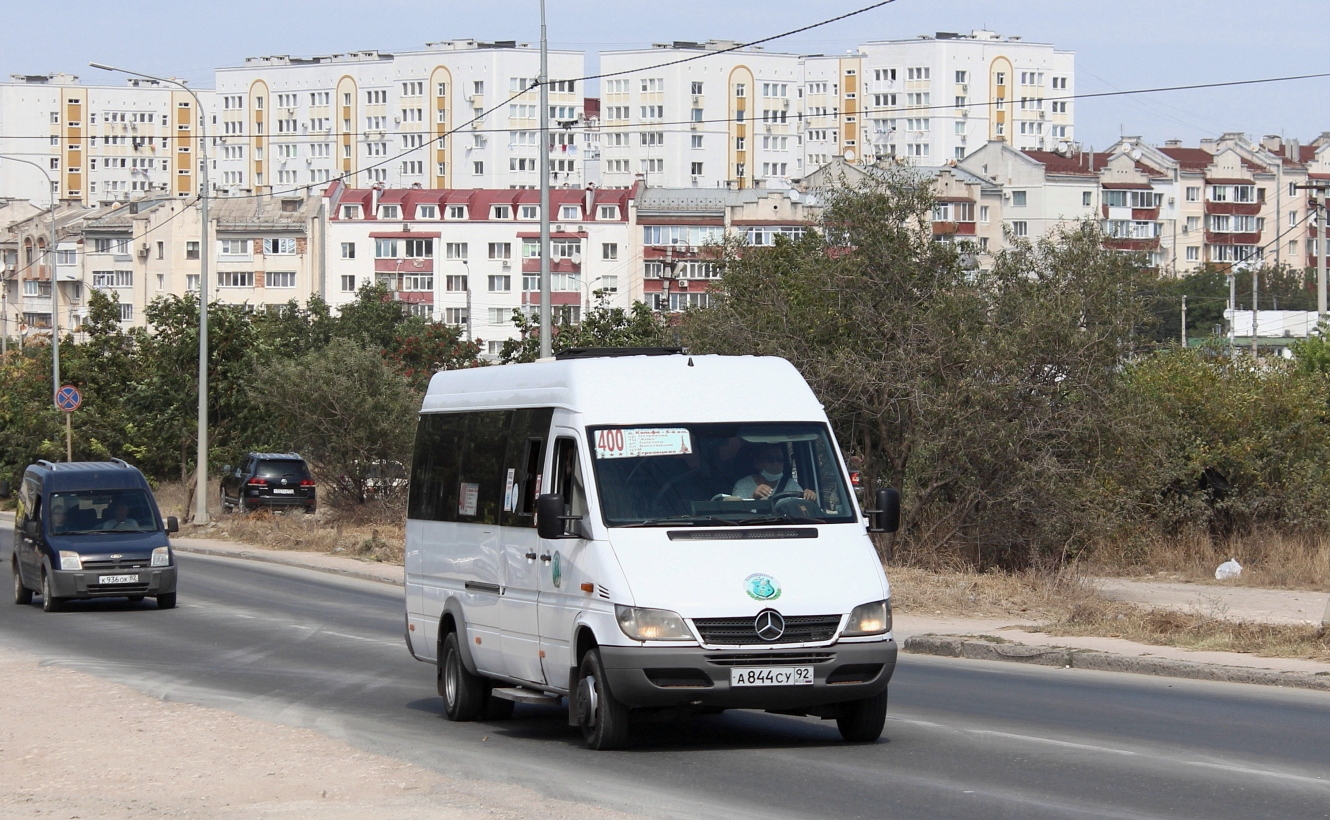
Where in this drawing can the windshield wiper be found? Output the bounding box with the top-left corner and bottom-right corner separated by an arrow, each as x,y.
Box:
618,515 -> 740,528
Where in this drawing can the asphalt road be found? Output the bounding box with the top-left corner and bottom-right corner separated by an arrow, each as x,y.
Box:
2,530 -> 1328,820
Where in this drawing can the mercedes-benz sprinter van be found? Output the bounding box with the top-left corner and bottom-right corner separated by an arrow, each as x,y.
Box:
404,349 -> 900,749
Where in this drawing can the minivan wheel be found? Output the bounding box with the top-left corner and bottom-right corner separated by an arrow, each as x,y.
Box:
13,561 -> 32,605
40,571 -> 62,613
836,688 -> 889,743
156,592 -> 177,610
577,648 -> 630,750
439,631 -> 485,721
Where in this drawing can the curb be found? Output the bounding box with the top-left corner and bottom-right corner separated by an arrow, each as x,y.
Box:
171,543 -> 404,588
902,633 -> 1330,692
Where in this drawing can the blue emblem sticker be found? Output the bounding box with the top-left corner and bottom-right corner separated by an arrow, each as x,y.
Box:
745,573 -> 781,601
551,552 -> 562,588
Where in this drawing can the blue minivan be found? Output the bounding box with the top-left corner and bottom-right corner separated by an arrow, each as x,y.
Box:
6,460 -> 179,612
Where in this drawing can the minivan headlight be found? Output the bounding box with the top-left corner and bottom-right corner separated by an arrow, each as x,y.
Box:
615,606 -> 693,642
151,547 -> 171,567
843,599 -> 892,637
59,551 -> 82,571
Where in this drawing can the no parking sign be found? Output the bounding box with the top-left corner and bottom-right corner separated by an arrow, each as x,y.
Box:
56,385 -> 82,412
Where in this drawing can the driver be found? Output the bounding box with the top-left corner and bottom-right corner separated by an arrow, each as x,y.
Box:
100,500 -> 140,531
731,444 -> 817,502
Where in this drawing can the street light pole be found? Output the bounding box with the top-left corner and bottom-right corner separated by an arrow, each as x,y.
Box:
538,0 -> 552,359
91,63 -> 211,523
0,155 -> 60,410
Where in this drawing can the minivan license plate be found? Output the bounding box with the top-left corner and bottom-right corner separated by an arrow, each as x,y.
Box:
730,667 -> 814,687
98,574 -> 139,585
273,489 -> 295,495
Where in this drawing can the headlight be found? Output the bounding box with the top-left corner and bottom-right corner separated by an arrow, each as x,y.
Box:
151,547 -> 171,568
615,606 -> 694,642
843,599 -> 892,637
59,551 -> 82,571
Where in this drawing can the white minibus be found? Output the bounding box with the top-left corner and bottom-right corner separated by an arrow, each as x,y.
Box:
404,348 -> 900,749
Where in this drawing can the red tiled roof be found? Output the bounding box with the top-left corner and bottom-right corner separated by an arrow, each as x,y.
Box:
1023,150 -> 1165,179
329,185 -> 633,222
1159,147 -> 1213,171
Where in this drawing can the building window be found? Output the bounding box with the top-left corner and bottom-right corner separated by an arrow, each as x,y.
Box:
488,242 -> 511,259
602,243 -> 618,260
445,308 -> 468,326
219,239 -> 251,256
263,238 -> 297,255
267,271 -> 297,288
119,303 -> 133,322
406,239 -> 435,258
1083,191 -> 1093,207
375,238 -> 399,258
445,275 -> 468,292
491,205 -> 512,219
488,274 -> 511,292
1009,221 -> 1028,237
341,274 -> 357,292
341,242 -> 356,259
444,242 -> 467,260
473,161 -> 484,175
217,271 -> 255,288
1011,191 -> 1027,207
1185,186 -> 1201,202
447,205 -> 467,219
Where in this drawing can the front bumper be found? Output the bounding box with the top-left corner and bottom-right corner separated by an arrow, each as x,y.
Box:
598,639 -> 896,710
47,566 -> 177,600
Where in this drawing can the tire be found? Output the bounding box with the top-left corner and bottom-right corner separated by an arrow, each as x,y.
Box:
13,561 -> 32,605
156,592 -> 177,610
576,648 -> 630,750
40,570 -> 62,613
220,490 -> 232,513
836,688 -> 889,743
438,631 -> 486,721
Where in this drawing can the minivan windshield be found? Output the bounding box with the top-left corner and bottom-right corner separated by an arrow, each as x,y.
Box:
48,489 -> 158,534
588,423 -> 857,527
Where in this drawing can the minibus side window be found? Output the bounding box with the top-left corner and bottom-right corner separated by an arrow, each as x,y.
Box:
408,413 -> 464,521
502,407 -> 553,527
458,410 -> 511,524
553,438 -> 587,519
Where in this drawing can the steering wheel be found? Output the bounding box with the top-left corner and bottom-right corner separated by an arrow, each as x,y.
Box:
769,490 -> 805,502
773,495 -> 823,518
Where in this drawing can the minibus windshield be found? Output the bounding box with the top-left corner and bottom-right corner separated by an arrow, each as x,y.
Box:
588,423 -> 857,527
48,489 -> 158,534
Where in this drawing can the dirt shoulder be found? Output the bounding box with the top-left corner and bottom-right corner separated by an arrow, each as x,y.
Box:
0,645 -> 638,820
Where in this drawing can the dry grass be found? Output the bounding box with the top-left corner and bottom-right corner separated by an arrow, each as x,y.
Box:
886,565 -> 1101,619
152,480 -> 405,564
1034,598 -> 1330,662
1083,528 -> 1330,591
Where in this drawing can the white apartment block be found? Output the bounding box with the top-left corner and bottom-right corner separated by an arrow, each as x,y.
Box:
213,40 -> 585,197
323,182 -> 635,356
598,42 -> 805,190
856,30 -> 1075,165
0,73 -> 213,206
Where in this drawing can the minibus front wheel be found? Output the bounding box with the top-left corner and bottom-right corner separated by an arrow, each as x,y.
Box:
576,648 -> 630,750
836,687 -> 889,742
439,631 -> 487,721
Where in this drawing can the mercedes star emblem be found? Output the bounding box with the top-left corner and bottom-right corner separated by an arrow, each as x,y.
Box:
754,609 -> 786,642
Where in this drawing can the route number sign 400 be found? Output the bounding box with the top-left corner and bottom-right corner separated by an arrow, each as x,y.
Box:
594,428 -> 693,460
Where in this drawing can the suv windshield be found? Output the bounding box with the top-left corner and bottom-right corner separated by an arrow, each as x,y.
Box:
49,489 -> 157,534
256,460 -> 310,480
588,422 -> 856,527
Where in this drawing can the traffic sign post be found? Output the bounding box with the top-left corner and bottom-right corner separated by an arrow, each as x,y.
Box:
56,385 -> 80,461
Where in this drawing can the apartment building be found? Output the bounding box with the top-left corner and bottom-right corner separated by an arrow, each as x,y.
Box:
857,31 -> 1075,165
323,182 -> 635,356
213,40 -> 585,196
0,73 -> 213,205
598,41 -> 805,190
5,193 -> 324,333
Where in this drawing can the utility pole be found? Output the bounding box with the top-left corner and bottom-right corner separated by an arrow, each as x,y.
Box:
537,0 -> 552,359
1252,264 -> 1259,357
1181,295 -> 1187,347
92,63 -> 211,522
1228,271 -> 1237,360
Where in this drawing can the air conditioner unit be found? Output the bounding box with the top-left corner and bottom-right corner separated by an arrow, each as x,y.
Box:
1182,225 -> 1190,234
136,244 -> 150,259
692,95 -> 701,105
782,98 -> 790,108
501,260 -> 511,270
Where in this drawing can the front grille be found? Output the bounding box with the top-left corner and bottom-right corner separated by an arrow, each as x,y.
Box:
80,558 -> 151,571
87,582 -> 151,594
692,615 -> 842,645
705,652 -> 836,666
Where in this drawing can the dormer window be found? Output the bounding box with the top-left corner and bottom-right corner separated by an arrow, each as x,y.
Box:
379,204 -> 401,220
340,204 -> 362,219
559,205 -> 580,221
491,205 -> 512,219
598,205 -> 619,220
417,204 -> 438,219
519,205 -> 538,220
447,204 -> 467,219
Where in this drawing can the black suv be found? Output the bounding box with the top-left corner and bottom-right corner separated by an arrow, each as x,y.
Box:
220,453 -> 316,513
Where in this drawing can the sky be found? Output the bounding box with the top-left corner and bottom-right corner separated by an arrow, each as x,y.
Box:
3,0 -> 1328,149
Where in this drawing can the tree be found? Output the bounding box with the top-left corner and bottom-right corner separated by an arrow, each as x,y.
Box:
248,338 -> 419,504
500,294 -> 670,364
682,166 -> 1154,567
385,316 -> 485,391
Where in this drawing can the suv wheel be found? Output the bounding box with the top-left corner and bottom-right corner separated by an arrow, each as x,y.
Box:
13,561 -> 32,605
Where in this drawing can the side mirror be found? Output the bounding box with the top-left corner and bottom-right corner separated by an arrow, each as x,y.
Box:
23,519 -> 38,539
165,516 -> 179,534
0,480 -> 10,499
867,488 -> 900,534
536,493 -> 582,540
222,465 -> 232,476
